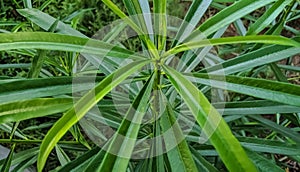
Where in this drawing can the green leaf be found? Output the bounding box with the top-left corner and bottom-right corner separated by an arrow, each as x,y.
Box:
57,147 -> 100,172
278,64 -> 300,72
247,0 -> 292,35
238,137 -> 300,155
0,77 -> 102,104
0,98 -> 73,124
245,149 -> 284,172
172,0 -> 212,47
39,0 -> 56,11
213,100 -> 300,115
190,0 -> 276,37
55,145 -> 71,166
37,60 -> 150,172
22,0 -> 32,8
10,155 -> 36,172
189,146 -> 219,172
0,144 -> 15,172
84,148 -> 106,171
17,9 -> 86,37
0,32 -> 146,60
250,115 -> 300,144
164,35 -> 300,58
186,73 -> 300,107
153,0 -> 167,51
28,19 -> 59,78
269,63 -> 288,82
136,0 -> 153,41
162,65 -> 257,171
101,0 -> 159,59
201,43 -> 300,75
160,102 -> 198,172
0,64 -> 30,69
123,0 -> 153,41
0,148 -> 38,169
95,72 -> 155,171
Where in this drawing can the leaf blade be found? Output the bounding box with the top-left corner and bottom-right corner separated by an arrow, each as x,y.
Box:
163,65 -> 257,171
0,32 -> 146,60
97,72 -> 155,171
185,73 -> 300,107
164,35 -> 300,58
0,98 -> 73,124
37,60 -> 150,171
160,102 -> 198,172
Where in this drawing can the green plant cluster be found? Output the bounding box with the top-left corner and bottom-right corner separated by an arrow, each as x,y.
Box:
0,0 -> 300,172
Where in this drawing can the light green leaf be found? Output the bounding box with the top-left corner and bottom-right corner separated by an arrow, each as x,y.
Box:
0,76 -> 102,104
94,72 -> 154,171
201,43 -> 300,75
37,60 -> 150,172
247,0 -> 292,35
160,102 -> 198,172
0,32 -> 146,60
17,9 -> 86,37
245,149 -> 284,172
0,145 -> 15,172
189,0 -> 276,37
123,0 -> 153,41
214,100 -> 300,115
153,0 -> 167,51
55,145 -> 71,166
22,0 -> 32,8
172,0 -> 212,47
0,98 -> 72,124
189,146 -> 219,172
0,64 -> 30,69
163,65 -> 257,171
164,35 -> 300,58
238,137 -> 300,155
101,0 -> 159,59
0,148 -> 38,169
185,73 -> 300,107
278,64 -> 300,72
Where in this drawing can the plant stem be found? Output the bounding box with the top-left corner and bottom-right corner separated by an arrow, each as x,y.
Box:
153,65 -> 161,118
151,62 -> 162,171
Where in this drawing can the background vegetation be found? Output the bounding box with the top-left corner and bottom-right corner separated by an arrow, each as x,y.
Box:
0,0 -> 300,171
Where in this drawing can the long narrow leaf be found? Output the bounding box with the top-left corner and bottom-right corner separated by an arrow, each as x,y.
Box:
164,35 -> 300,58
172,0 -> 212,46
188,0 -> 276,37
160,102 -> 198,172
0,32 -> 146,60
185,73 -> 300,107
200,43 -> 300,75
250,116 -> 300,144
96,72 -> 155,171
101,0 -> 159,59
247,0 -> 292,35
238,137 -> 300,155
0,77 -> 102,104
245,149 -> 284,172
37,60 -> 150,171
57,147 -> 100,172
0,145 -> 15,172
0,98 -> 72,124
214,100 -> 300,115
153,0 -> 167,51
163,65 -> 256,171
17,9 -> 86,37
